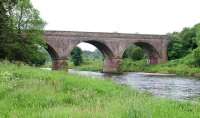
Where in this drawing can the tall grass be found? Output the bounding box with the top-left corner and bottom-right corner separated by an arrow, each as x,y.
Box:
69,59 -> 103,72
0,61 -> 200,117
121,59 -> 148,72
122,59 -> 200,78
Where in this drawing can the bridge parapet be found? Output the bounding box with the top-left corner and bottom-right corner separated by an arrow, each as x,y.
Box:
44,30 -> 168,40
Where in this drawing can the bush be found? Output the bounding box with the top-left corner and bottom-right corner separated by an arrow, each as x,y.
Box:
192,47 -> 200,66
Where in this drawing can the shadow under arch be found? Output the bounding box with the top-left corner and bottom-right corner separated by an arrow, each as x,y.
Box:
46,43 -> 59,60
123,41 -> 161,64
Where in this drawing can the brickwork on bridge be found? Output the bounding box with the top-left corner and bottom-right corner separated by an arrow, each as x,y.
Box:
44,31 -> 169,73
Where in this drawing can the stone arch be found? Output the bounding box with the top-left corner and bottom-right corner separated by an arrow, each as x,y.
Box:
122,41 -> 161,64
69,40 -> 120,73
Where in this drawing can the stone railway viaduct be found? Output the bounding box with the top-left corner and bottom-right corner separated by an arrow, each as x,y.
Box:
44,30 -> 169,73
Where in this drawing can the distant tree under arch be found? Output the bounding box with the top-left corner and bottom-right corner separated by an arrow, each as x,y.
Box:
71,47 -> 83,66
123,44 -> 145,61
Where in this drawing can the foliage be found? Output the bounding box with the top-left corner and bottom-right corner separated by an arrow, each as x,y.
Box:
0,0 -> 46,66
167,33 -> 185,60
82,49 -> 103,60
0,0 -> 17,57
123,45 -> 145,61
121,59 -> 148,72
188,47 -> 200,67
70,47 -> 83,66
168,24 -> 200,60
167,23 -> 200,67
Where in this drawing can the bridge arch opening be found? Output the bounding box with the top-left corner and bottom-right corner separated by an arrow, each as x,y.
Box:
35,43 -> 62,70
122,42 -> 160,64
69,41 -> 114,71
83,40 -> 114,58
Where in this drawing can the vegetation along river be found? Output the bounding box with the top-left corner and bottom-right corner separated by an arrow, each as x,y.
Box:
69,69 -> 200,101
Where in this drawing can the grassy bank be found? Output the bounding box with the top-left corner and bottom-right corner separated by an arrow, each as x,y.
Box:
0,61 -> 200,117
69,59 -> 103,72
70,59 -> 200,78
122,59 -> 200,78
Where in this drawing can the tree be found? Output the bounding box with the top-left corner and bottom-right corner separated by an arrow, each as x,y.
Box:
123,45 -> 144,61
71,47 -> 83,66
0,0 -> 47,66
0,0 -> 17,58
168,32 -> 185,60
168,24 -> 199,60
82,49 -> 103,60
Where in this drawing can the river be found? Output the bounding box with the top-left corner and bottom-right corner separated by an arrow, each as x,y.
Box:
68,69 -> 200,101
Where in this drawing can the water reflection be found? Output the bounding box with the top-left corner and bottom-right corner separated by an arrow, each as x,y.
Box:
69,69 -> 200,101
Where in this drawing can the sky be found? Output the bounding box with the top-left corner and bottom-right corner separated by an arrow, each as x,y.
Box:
31,0 -> 200,51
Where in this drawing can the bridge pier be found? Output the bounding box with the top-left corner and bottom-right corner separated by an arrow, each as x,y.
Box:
52,58 -> 68,71
103,58 -> 122,73
160,46 -> 168,63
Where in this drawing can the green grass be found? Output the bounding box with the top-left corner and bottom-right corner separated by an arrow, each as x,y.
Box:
144,64 -> 200,77
0,61 -> 200,117
121,59 -> 148,72
122,59 -> 200,78
69,59 -> 103,72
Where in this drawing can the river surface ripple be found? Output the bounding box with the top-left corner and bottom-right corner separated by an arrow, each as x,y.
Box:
69,69 -> 200,101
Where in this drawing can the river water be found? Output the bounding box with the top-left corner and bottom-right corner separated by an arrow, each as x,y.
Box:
68,69 -> 200,101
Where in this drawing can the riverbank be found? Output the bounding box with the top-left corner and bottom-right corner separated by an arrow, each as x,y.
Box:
69,59 -> 103,72
69,59 -> 200,79
122,59 -> 200,78
0,61 -> 200,117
